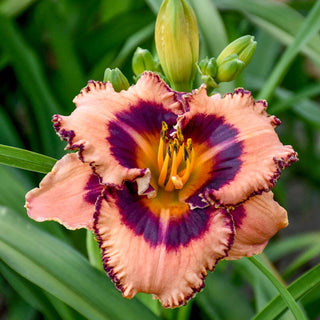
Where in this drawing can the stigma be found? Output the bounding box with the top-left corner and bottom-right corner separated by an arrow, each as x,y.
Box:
157,121 -> 194,191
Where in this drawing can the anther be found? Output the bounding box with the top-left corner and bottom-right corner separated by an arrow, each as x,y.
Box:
167,141 -> 173,158
161,121 -> 168,139
173,138 -> 179,152
187,138 -> 192,151
176,126 -> 184,144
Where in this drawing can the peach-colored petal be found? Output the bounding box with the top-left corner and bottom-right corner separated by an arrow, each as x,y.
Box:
53,72 -> 184,187
226,192 -> 288,260
180,87 -> 297,207
94,187 -> 234,308
25,153 -> 103,230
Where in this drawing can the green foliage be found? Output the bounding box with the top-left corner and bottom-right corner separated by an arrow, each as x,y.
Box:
0,0 -> 320,319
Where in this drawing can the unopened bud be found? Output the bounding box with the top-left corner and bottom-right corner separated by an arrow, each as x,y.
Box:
216,35 -> 256,67
103,68 -> 130,92
197,57 -> 218,78
238,40 -> 256,66
216,54 -> 245,83
132,47 -> 160,76
155,0 -> 199,92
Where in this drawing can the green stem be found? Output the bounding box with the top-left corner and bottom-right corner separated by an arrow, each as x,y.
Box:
248,256 -> 306,320
258,0 -> 320,100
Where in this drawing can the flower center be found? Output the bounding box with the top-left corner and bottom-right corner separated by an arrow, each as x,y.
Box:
157,121 -> 195,192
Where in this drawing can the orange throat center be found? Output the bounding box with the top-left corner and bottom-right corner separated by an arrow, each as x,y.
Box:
157,121 -> 195,192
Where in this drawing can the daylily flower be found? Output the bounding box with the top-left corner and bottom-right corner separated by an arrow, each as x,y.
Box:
25,72 -> 297,308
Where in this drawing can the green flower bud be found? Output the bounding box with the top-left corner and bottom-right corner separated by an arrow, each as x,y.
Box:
215,54 -> 245,83
197,57 -> 218,92
238,40 -> 257,67
132,47 -> 160,76
216,35 -> 257,67
155,0 -> 199,92
197,57 -> 218,78
103,68 -> 130,92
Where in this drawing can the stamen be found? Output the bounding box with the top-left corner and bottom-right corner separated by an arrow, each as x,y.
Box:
157,137 -> 165,171
187,138 -> 192,152
176,126 -> 184,144
157,125 -> 195,191
161,121 -> 168,139
157,121 -> 168,171
180,157 -> 191,184
184,146 -> 189,161
176,142 -> 184,169
173,138 -> 179,153
187,139 -> 195,172
158,142 -> 172,187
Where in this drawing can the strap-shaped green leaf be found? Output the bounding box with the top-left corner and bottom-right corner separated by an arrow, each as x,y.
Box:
256,0 -> 320,100
253,263 -> 320,320
0,144 -> 56,174
0,261 -> 60,320
0,14 -> 63,157
249,256 -> 307,320
189,0 -> 228,57
0,206 -> 159,320
0,0 -> 37,17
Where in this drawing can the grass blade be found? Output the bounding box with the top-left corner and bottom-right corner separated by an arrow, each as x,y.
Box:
189,0 -> 228,57
257,0 -> 320,100
0,107 -> 24,148
253,264 -> 320,320
266,233 -> 320,261
0,261 -> 60,320
0,206 -> 159,320
36,1 -> 86,109
282,244 -> 320,280
249,256 -> 307,320
0,14 -> 63,157
0,0 -> 38,17
0,144 -> 56,174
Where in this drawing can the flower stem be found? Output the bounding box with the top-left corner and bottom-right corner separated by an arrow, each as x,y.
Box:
248,255 -> 306,320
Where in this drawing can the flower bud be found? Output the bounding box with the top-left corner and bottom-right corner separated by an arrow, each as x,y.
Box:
103,68 -> 130,92
132,47 -> 161,76
215,54 -> 245,83
238,41 -> 257,67
155,0 -> 199,92
197,57 -> 218,78
216,35 -> 256,67
197,57 -> 218,91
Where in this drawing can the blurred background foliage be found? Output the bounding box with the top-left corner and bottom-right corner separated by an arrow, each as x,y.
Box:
0,0 -> 320,319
